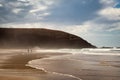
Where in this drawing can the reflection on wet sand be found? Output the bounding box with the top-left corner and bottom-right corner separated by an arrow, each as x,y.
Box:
28,53 -> 120,80
0,49 -> 120,80
0,50 -> 78,80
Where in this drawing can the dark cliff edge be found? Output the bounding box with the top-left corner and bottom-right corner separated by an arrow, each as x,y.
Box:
0,28 -> 96,49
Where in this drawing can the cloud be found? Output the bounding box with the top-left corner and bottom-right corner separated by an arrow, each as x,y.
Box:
98,7 -> 120,20
12,8 -> 24,14
0,0 -> 103,24
91,0 -> 120,33
106,22 -> 120,31
28,0 -> 55,13
0,0 -> 119,33
0,4 -> 3,7
98,0 -> 120,21
0,0 -> 56,24
29,6 -> 48,13
0,0 -> 33,23
100,0 -> 117,7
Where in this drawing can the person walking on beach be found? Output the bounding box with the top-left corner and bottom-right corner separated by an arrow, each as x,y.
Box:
27,48 -> 32,53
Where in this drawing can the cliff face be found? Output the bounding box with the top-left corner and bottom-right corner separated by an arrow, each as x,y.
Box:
0,28 -> 95,49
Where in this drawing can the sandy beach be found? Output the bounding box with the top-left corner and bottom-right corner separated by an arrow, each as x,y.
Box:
0,49 -> 120,80
0,49 -> 76,80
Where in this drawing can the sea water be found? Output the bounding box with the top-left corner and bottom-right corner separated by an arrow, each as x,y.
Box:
27,48 -> 120,80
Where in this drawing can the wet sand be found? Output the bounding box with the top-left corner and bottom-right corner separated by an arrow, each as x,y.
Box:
0,50 -> 75,80
0,49 -> 120,80
28,53 -> 120,80
0,52 -> 42,80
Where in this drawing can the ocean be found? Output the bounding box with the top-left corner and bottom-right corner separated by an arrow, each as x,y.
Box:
27,48 -> 120,80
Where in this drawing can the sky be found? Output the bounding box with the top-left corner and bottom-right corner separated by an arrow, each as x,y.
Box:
0,0 -> 120,47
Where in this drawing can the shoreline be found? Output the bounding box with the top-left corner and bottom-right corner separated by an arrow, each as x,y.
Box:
0,49 -> 119,80
0,53 -> 46,80
0,52 -> 73,80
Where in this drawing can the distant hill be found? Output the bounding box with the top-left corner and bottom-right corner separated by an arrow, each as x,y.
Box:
0,28 -> 95,49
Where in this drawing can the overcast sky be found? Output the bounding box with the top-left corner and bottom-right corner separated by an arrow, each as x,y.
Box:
0,0 -> 120,47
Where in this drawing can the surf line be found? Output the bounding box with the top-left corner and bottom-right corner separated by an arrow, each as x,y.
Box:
50,71 -> 82,80
26,64 -> 82,80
